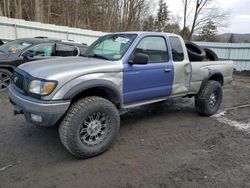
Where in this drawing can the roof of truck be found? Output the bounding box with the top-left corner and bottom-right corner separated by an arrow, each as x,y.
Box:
110,31 -> 180,37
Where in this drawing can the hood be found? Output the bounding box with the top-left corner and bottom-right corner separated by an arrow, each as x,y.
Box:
0,53 -> 10,60
18,56 -> 123,80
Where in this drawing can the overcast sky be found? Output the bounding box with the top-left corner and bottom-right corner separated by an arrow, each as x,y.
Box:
167,0 -> 250,34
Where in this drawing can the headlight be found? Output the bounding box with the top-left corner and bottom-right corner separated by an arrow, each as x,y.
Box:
29,80 -> 57,96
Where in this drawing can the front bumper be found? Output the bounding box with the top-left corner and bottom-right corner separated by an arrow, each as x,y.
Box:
9,85 -> 70,126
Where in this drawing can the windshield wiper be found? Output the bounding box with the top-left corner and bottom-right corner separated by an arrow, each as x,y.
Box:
81,53 -> 110,60
91,54 -> 110,60
80,54 -> 87,57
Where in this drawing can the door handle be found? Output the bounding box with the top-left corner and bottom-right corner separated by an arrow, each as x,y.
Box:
164,68 -> 172,73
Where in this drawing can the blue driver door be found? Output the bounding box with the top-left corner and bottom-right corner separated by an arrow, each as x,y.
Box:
123,36 -> 174,105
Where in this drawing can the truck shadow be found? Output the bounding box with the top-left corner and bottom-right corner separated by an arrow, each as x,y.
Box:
4,97 -> 199,163
120,97 -> 197,126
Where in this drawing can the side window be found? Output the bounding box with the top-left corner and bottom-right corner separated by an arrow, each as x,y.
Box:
169,37 -> 184,62
26,43 -> 54,57
134,36 -> 168,63
56,44 -> 78,56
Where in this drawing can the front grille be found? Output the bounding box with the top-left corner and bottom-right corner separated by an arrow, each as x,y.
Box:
12,72 -> 24,91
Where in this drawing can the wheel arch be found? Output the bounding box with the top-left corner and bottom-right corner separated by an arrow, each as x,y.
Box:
208,71 -> 224,86
0,65 -> 15,73
198,71 -> 224,94
62,80 -> 122,108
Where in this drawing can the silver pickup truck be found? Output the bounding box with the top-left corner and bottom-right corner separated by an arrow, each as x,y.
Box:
9,32 -> 233,158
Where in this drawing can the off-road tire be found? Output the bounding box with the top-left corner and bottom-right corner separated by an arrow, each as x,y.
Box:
195,81 -> 223,116
59,96 -> 120,158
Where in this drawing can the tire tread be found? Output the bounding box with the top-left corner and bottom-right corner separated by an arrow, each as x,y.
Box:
195,80 -> 222,116
59,96 -> 120,158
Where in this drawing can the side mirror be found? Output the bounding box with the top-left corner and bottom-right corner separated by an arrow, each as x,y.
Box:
22,51 -> 34,60
129,53 -> 149,65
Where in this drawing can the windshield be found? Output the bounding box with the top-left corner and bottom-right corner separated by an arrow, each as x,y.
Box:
0,40 -> 32,54
82,34 -> 137,61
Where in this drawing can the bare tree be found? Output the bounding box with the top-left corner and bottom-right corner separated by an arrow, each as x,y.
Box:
181,0 -> 229,40
2,0 -> 7,16
0,0 -> 155,32
2,0 -> 11,17
34,0 -> 44,22
182,0 -> 190,31
0,5 -> 3,16
181,0 -> 192,39
14,0 -> 22,19
6,0 -> 10,17
189,0 -> 211,39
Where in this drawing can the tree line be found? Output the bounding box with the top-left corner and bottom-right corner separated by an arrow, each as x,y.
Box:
0,0 -> 229,41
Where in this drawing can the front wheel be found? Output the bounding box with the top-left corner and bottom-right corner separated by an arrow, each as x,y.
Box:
0,69 -> 12,92
195,80 -> 223,116
59,96 -> 120,158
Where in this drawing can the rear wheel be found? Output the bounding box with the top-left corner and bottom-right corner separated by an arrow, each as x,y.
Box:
195,81 -> 223,116
59,96 -> 120,158
0,69 -> 12,92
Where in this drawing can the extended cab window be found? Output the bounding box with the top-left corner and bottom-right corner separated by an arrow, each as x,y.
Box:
26,43 -> 54,57
169,37 -> 184,61
134,36 -> 168,63
56,44 -> 78,56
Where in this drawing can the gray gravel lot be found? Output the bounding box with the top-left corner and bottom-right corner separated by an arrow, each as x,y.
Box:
0,75 -> 250,188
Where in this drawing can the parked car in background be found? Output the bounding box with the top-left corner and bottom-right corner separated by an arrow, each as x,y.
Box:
0,37 -> 88,91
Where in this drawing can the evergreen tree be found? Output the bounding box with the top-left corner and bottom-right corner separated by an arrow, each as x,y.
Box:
143,16 -> 155,31
165,23 -> 181,34
155,0 -> 170,32
199,21 -> 218,42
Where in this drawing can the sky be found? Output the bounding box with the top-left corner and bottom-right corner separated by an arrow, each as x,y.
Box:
166,0 -> 250,34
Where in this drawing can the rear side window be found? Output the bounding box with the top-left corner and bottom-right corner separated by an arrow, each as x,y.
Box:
134,36 -> 168,63
56,44 -> 78,56
169,37 -> 184,62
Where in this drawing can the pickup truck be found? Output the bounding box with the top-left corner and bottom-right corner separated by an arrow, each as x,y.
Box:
9,32 -> 233,158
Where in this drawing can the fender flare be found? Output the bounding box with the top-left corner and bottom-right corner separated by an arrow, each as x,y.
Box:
62,79 -> 122,104
198,71 -> 224,94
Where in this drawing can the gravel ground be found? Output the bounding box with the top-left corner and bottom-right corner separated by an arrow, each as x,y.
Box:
0,75 -> 250,188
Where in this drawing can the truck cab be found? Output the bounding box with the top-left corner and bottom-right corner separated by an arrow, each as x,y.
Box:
122,32 -> 191,105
